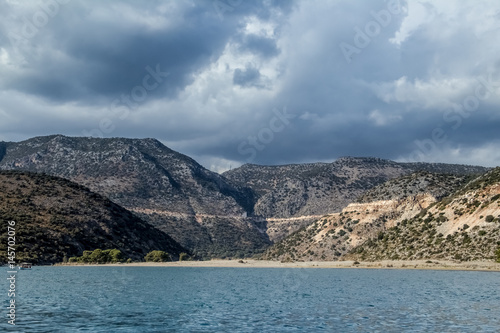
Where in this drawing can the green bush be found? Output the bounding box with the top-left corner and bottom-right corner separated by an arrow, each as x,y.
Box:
485,215 -> 495,223
496,248 -> 500,263
107,249 -> 124,262
144,250 -> 171,262
71,248 -> 125,264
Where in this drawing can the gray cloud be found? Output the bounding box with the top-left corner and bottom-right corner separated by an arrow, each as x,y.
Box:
0,0 -> 499,170
233,64 -> 262,88
237,34 -> 280,58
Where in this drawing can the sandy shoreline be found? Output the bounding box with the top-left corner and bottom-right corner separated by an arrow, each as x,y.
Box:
56,259 -> 500,271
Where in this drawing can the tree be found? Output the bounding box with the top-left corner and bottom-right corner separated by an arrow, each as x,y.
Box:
179,252 -> 189,261
89,249 -> 105,263
68,248 -> 128,264
144,250 -> 171,262
108,249 -> 124,263
496,248 -> 500,263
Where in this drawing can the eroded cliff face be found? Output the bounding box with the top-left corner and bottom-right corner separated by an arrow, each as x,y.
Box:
432,183 -> 500,237
351,168 -> 500,262
264,169 -> 500,262
263,193 -> 438,261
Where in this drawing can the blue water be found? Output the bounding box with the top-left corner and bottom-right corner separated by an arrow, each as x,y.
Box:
2,267 -> 500,332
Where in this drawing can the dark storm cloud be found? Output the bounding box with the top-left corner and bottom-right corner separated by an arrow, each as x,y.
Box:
0,0 -> 288,103
233,64 -> 262,88
1,0 -> 499,170
237,34 -> 280,58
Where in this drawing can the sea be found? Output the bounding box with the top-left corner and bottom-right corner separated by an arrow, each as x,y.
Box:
2,266 -> 500,332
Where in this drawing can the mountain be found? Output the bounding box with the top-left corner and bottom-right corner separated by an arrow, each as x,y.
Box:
356,171 -> 475,203
263,169 -> 500,262
223,158 -> 488,241
0,135 -> 269,258
0,170 -> 186,264
350,167 -> 500,262
0,135 -> 490,260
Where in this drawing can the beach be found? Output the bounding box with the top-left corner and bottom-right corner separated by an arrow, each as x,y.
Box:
57,259 -> 500,271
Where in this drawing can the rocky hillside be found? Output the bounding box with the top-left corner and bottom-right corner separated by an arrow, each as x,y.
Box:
0,171 -> 186,264
224,158 -> 405,217
263,170 -> 500,262
224,158 -> 488,241
356,171 -> 472,203
350,167 -> 500,262
0,135 -> 268,259
0,135 -> 490,259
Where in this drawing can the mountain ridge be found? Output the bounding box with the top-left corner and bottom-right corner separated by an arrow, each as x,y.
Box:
0,134 -> 492,259
0,135 -> 268,258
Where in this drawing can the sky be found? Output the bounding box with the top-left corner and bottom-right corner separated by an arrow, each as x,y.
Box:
1,0 -> 500,172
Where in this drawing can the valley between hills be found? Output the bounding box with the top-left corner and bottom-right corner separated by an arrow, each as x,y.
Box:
0,135 -> 499,265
